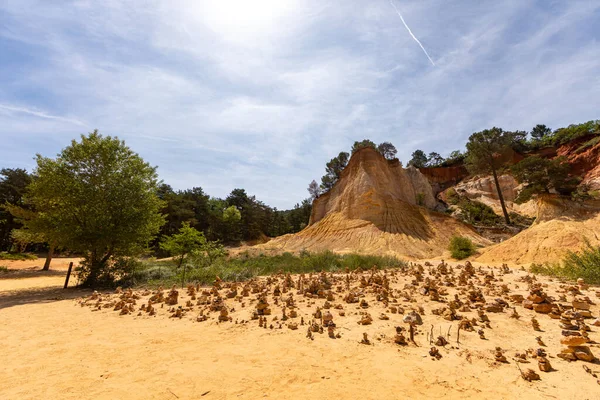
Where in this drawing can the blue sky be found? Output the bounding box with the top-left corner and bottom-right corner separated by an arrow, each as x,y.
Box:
1,0 -> 599,209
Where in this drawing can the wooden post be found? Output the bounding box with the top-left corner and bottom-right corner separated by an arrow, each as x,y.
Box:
64,262 -> 74,289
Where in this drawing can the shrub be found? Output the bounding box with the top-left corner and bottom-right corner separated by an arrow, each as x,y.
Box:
445,188 -> 459,205
0,252 -> 37,261
130,263 -> 175,284
548,120 -> 600,146
449,236 -> 476,260
76,257 -> 145,288
531,240 -> 600,284
457,199 -> 502,226
0,266 -> 9,273
416,192 -> 425,206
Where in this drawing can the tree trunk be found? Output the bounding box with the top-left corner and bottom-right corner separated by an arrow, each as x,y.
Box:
491,167 -> 511,225
85,250 -> 102,287
42,244 -> 54,271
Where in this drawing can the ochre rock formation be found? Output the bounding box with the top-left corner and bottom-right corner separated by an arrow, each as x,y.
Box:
441,174 -> 537,217
310,148 -> 438,224
259,147 -> 486,259
477,195 -> 600,265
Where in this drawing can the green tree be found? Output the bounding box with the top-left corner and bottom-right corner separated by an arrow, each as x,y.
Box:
426,152 -> 444,167
182,187 -> 210,232
223,205 -> 241,223
444,150 -> 465,165
351,139 -> 377,154
511,156 -> 579,203
227,189 -> 262,241
320,152 -> 349,191
284,199 -> 312,232
160,222 -> 206,269
157,184 -> 195,237
307,180 -> 322,200
550,120 -> 600,145
0,168 -> 31,251
465,127 -> 521,224
160,222 -> 225,286
25,131 -> 165,286
4,205 -> 58,270
377,142 -> 398,160
530,124 -> 551,141
408,149 -> 428,168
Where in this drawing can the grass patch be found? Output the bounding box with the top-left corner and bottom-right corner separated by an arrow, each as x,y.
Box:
530,240 -> 600,284
0,252 -> 37,261
130,251 -> 406,287
448,236 -> 476,260
0,266 -> 9,273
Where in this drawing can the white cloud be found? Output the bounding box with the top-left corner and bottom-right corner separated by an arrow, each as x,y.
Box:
0,0 -> 599,208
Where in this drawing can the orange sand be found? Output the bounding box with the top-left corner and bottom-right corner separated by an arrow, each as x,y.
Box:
1,258 -> 599,399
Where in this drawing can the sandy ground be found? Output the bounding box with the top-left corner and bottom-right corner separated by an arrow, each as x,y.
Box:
1,258 -> 600,400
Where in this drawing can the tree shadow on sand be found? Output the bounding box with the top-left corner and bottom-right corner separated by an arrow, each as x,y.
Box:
0,286 -> 90,310
0,268 -> 68,280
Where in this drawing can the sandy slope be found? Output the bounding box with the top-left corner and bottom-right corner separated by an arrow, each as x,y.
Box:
477,197 -> 600,265
1,259 -> 600,399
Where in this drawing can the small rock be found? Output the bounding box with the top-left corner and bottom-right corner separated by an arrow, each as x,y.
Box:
403,311 -> 423,325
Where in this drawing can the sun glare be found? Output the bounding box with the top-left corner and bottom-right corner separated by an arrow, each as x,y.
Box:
201,0 -> 298,42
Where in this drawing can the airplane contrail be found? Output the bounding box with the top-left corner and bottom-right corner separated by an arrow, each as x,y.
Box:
0,104 -> 87,126
389,0 -> 435,66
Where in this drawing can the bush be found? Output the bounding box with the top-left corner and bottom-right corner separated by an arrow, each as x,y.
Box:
0,266 -> 9,273
416,192 -> 425,206
445,188 -> 459,205
508,212 -> 534,227
449,236 -> 476,260
130,263 -> 175,284
531,240 -> 600,284
0,252 -> 37,261
548,120 -> 600,146
457,199 -> 502,226
76,256 -> 145,288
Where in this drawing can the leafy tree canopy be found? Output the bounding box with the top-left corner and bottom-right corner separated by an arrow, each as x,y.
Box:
377,142 -> 398,160
426,152 -> 444,167
320,152 -> 349,191
530,124 -> 551,141
0,168 -> 31,251
408,149 -> 428,168
25,130 -> 165,286
307,180 -> 322,200
464,127 -> 523,224
351,139 -> 377,154
511,156 -> 579,203
160,222 -> 207,269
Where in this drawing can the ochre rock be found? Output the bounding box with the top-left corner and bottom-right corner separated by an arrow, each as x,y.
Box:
560,336 -> 589,346
257,148 -> 487,259
533,303 -> 554,314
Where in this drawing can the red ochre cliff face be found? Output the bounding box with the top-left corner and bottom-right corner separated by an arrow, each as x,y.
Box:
418,166 -> 468,195
557,139 -> 600,190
